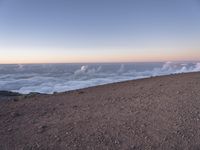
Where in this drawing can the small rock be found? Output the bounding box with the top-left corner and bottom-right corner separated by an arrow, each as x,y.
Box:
78,91 -> 84,94
37,125 -> 47,133
72,105 -> 78,109
114,140 -> 120,145
163,136 -> 167,141
127,126 -> 131,130
130,145 -> 136,149
40,125 -> 47,129
56,137 -> 61,142
7,128 -> 12,132
140,87 -> 144,90
13,98 -> 19,102
11,112 -> 20,118
73,144 -> 77,148
55,135 -> 61,142
176,91 -> 180,94
35,142 -> 40,148
120,106 -> 124,110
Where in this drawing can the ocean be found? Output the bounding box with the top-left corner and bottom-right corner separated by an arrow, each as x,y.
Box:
0,62 -> 199,94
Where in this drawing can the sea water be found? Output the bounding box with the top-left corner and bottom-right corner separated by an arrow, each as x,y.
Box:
0,62 -> 199,94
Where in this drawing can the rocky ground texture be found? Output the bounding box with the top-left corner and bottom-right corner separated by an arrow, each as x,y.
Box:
0,72 -> 200,150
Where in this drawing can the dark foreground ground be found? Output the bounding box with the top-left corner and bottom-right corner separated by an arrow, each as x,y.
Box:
0,72 -> 200,150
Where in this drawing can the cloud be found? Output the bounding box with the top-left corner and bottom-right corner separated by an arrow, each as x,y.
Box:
117,64 -> 125,74
74,65 -> 89,75
0,62 -> 200,94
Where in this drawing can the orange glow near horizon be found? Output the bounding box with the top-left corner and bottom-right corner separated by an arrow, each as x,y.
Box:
0,47 -> 200,64
1,0 -> 200,64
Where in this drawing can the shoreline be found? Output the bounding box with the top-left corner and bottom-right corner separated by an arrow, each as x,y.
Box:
1,72 -> 200,149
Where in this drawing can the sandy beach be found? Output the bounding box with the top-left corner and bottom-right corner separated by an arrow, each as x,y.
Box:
0,72 -> 200,150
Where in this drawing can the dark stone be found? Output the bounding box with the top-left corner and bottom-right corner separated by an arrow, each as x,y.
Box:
72,105 -> 78,109
27,92 -> 41,97
11,112 -> 20,118
7,128 -> 12,132
37,125 -> 48,133
78,91 -> 85,94
0,91 -> 21,97
13,98 -> 19,102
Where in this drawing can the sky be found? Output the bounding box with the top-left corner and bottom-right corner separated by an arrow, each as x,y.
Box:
0,0 -> 200,64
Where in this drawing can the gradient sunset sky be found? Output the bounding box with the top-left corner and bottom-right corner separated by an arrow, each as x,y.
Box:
0,0 -> 200,64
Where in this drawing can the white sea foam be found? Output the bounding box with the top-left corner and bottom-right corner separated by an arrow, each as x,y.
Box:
0,62 -> 199,94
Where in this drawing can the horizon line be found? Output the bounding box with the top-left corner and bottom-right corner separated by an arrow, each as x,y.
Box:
0,60 -> 199,65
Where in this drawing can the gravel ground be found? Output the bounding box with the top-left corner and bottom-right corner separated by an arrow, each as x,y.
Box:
0,72 -> 200,150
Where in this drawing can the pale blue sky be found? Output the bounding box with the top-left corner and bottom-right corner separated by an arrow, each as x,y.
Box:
0,0 -> 200,63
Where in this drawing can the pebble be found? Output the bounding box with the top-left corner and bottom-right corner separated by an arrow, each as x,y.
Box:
7,128 -> 12,132
78,91 -> 84,94
37,125 -> 47,133
163,136 -> 167,141
114,140 -> 120,144
39,125 -> 47,129
13,98 -> 19,102
11,112 -> 20,118
130,145 -> 136,149
35,142 -> 40,148
72,105 -> 78,109
54,136 -> 61,142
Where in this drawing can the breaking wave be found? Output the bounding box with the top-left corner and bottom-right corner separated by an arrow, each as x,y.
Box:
0,62 -> 199,94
